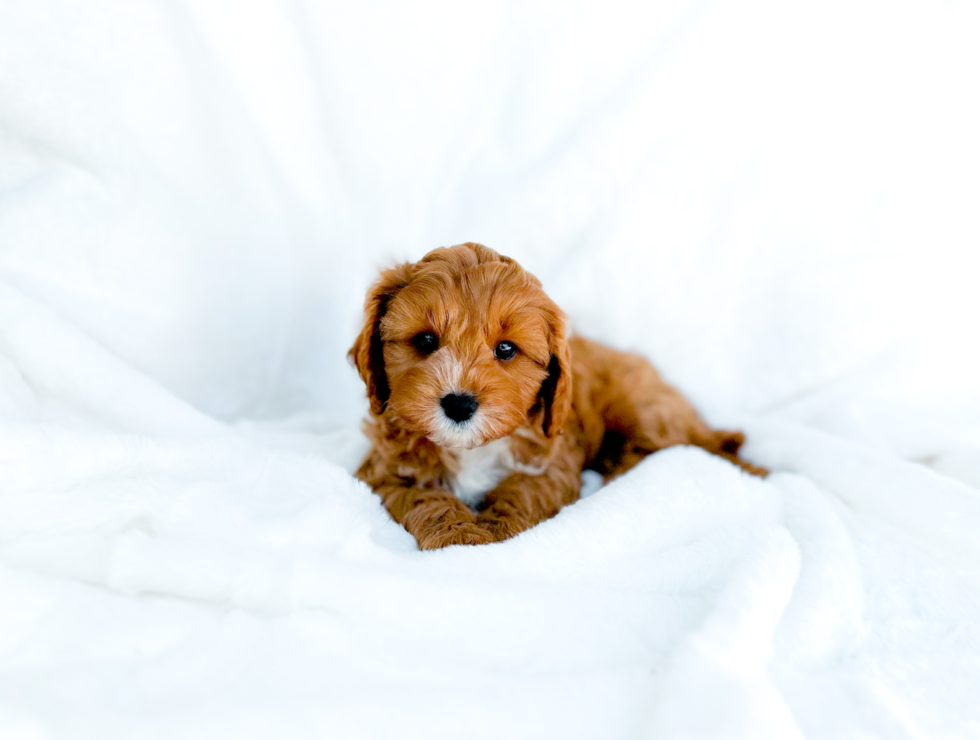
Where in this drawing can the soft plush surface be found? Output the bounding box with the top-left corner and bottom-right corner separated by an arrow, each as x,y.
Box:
1,1 -> 979,738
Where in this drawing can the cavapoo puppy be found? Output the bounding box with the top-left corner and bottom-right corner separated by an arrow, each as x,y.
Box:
350,243 -> 766,549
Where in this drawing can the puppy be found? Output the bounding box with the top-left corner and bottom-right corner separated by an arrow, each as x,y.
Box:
350,243 -> 766,549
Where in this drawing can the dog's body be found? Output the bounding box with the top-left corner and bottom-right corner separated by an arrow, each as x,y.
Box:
351,243 -> 765,549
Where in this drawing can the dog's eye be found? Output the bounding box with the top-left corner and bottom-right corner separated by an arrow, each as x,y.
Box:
494,341 -> 518,360
412,332 -> 439,355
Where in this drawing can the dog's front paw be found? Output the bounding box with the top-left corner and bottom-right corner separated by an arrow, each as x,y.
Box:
417,522 -> 495,550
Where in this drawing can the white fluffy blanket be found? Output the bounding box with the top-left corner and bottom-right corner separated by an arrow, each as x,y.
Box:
1,1 -> 979,738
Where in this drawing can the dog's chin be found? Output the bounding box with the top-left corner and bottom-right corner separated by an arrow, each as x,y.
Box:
426,427 -> 491,450
424,413 -> 505,450
430,437 -> 483,450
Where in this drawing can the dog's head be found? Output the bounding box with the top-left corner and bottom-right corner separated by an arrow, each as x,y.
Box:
349,243 -> 571,449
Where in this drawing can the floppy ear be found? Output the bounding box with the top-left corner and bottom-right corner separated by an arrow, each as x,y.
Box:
537,311 -> 572,438
348,263 -> 412,415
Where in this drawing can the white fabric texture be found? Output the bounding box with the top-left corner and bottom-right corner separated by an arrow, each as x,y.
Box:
2,1 -> 979,738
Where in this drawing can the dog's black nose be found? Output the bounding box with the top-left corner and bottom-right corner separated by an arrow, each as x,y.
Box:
440,393 -> 478,423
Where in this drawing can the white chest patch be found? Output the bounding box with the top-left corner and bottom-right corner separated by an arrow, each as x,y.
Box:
447,437 -> 546,508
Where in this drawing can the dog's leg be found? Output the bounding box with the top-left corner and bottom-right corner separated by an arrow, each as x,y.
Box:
375,482 -> 496,549
689,429 -> 769,477
475,442 -> 585,542
357,440 -> 497,549
591,350 -> 768,479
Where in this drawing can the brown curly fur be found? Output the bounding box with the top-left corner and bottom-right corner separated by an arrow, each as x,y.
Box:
350,243 -> 767,550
